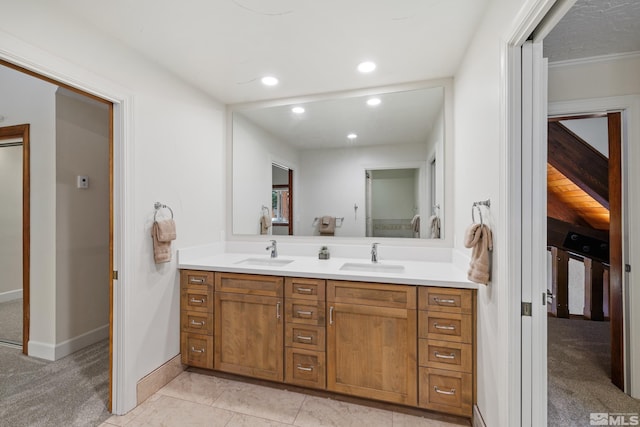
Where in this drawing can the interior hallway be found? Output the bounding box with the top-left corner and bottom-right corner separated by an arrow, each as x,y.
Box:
0,298 -> 22,345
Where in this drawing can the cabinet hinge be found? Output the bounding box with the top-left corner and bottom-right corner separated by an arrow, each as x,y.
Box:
521,302 -> 532,317
113,270 -> 118,280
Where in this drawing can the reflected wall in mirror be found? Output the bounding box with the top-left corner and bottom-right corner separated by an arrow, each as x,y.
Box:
232,83 -> 446,239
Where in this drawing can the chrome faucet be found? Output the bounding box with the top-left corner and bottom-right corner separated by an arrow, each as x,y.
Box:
266,240 -> 278,258
371,242 -> 379,263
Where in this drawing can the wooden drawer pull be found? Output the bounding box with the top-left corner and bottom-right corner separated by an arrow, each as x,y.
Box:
434,386 -> 456,395
296,287 -> 313,294
434,351 -> 456,360
433,297 -> 456,305
434,323 -> 456,331
296,310 -> 313,317
296,335 -> 313,342
190,346 -> 205,354
189,298 -> 206,304
189,277 -> 206,284
190,319 -> 206,326
296,364 -> 314,372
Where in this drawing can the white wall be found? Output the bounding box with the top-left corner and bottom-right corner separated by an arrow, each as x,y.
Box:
1,2 -> 226,412
0,145 -> 22,297
548,53 -> 640,397
55,89 -> 110,346
0,65 -> 58,347
452,0 -> 532,426
560,117 -> 608,157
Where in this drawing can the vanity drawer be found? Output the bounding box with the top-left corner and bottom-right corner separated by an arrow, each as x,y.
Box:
181,311 -> 214,335
286,300 -> 325,326
181,270 -> 214,287
419,339 -> 472,373
181,333 -> 213,369
419,311 -> 472,343
215,272 -> 283,297
419,287 -> 473,314
181,285 -> 214,313
285,324 -> 326,351
419,367 -> 472,417
327,281 -> 416,309
285,277 -> 326,302
285,348 -> 326,389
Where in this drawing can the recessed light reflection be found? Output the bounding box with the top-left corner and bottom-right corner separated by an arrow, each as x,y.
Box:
261,76 -> 279,86
291,106 -> 305,114
347,133 -> 358,140
357,61 -> 376,73
367,98 -> 381,106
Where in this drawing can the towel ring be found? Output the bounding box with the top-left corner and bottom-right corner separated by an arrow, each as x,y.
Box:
154,202 -> 174,222
472,204 -> 483,225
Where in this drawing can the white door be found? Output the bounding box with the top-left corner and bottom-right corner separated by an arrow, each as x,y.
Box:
520,39 -> 548,427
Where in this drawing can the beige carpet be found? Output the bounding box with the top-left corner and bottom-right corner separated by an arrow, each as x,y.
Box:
0,298 -> 22,344
0,338 -> 111,426
548,317 -> 640,426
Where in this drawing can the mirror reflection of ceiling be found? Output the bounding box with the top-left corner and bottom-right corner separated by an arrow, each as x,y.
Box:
544,0 -> 640,63
51,0 -> 489,103
235,87 -> 443,150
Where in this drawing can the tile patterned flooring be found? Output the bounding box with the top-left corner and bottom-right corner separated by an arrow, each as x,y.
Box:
101,371 -> 470,427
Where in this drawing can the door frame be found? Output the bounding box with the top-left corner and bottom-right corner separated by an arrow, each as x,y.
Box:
0,124 -> 30,353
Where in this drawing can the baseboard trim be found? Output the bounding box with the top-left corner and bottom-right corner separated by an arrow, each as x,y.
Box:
136,354 -> 185,405
473,405 -> 487,427
0,289 -> 23,303
29,324 -> 109,361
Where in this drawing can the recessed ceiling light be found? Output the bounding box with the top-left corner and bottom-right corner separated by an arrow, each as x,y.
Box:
291,106 -> 305,114
367,98 -> 381,106
357,61 -> 376,73
347,133 -> 358,140
261,76 -> 279,86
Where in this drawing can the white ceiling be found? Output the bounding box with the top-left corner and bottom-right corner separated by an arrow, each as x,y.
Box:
544,0 -> 640,63
54,0 -> 489,104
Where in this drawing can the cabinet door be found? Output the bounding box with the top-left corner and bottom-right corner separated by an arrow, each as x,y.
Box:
327,283 -> 417,406
214,292 -> 283,382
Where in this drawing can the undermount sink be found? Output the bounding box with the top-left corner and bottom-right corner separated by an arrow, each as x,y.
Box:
235,258 -> 294,267
339,262 -> 405,274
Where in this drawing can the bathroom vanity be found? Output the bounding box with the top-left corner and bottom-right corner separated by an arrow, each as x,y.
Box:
178,253 -> 476,418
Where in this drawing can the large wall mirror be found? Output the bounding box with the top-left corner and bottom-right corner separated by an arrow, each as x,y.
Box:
230,80 -> 451,241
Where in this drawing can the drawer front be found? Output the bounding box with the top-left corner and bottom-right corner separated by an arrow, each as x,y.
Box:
181,270 -> 214,287
419,311 -> 472,343
181,286 -> 213,313
286,300 -> 325,326
419,339 -> 472,373
419,367 -> 472,417
327,281 -> 416,309
285,324 -> 326,351
285,348 -> 326,389
181,333 -> 213,369
418,287 -> 473,314
215,272 -> 283,297
285,278 -> 325,302
181,311 -> 214,335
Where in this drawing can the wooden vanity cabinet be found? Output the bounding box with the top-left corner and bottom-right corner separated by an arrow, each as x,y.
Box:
418,287 -> 475,417
326,280 -> 418,406
180,270 -> 214,369
214,272 -> 284,382
284,277 -> 326,389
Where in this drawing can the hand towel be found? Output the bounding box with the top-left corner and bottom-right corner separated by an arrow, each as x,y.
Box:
429,215 -> 440,238
260,214 -> 272,235
463,223 -> 493,284
152,220 -> 176,264
319,216 -> 335,235
411,214 -> 421,233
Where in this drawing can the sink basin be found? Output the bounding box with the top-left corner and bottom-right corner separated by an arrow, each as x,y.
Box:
235,258 -> 294,267
339,262 -> 405,273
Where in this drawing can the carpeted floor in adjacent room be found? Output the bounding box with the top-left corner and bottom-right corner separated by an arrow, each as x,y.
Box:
548,316 -> 640,426
0,339 -> 111,427
0,298 -> 23,344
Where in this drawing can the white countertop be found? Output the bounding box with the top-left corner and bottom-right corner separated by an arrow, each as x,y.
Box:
178,252 -> 476,289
